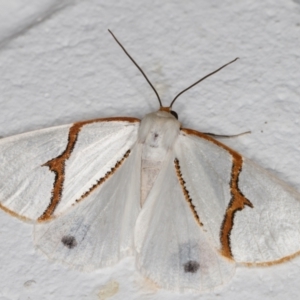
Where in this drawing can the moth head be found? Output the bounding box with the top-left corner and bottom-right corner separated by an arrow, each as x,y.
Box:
159,106 -> 178,120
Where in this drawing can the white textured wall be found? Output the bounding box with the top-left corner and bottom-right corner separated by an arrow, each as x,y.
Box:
0,1 -> 300,299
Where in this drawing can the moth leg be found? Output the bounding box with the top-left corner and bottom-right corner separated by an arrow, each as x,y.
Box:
203,130 -> 251,139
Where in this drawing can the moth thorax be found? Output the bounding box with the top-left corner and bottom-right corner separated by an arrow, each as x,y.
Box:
138,110 -> 180,150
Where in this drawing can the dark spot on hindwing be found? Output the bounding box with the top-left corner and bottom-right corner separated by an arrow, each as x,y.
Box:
61,235 -> 77,249
183,260 -> 200,273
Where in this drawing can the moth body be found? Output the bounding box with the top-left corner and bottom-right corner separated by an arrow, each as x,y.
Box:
139,109 -> 180,205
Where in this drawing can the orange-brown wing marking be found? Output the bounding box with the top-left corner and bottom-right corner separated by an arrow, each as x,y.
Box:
174,158 -> 203,227
38,117 -> 139,221
75,149 -> 130,204
0,203 -> 30,222
181,128 -> 253,259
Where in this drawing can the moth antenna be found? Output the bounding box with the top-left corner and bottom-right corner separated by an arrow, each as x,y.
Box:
170,57 -> 239,108
108,29 -> 162,108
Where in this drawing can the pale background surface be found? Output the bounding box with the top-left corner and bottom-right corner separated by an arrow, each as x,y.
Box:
0,1 -> 300,299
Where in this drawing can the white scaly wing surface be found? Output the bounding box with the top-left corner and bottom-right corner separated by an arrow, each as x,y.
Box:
231,158 -> 300,264
135,151 -> 235,292
177,129 -> 300,266
174,131 -> 233,250
34,143 -> 142,270
0,124 -> 71,220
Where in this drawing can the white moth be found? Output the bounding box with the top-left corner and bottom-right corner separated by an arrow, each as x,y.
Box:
1,30 -> 300,293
